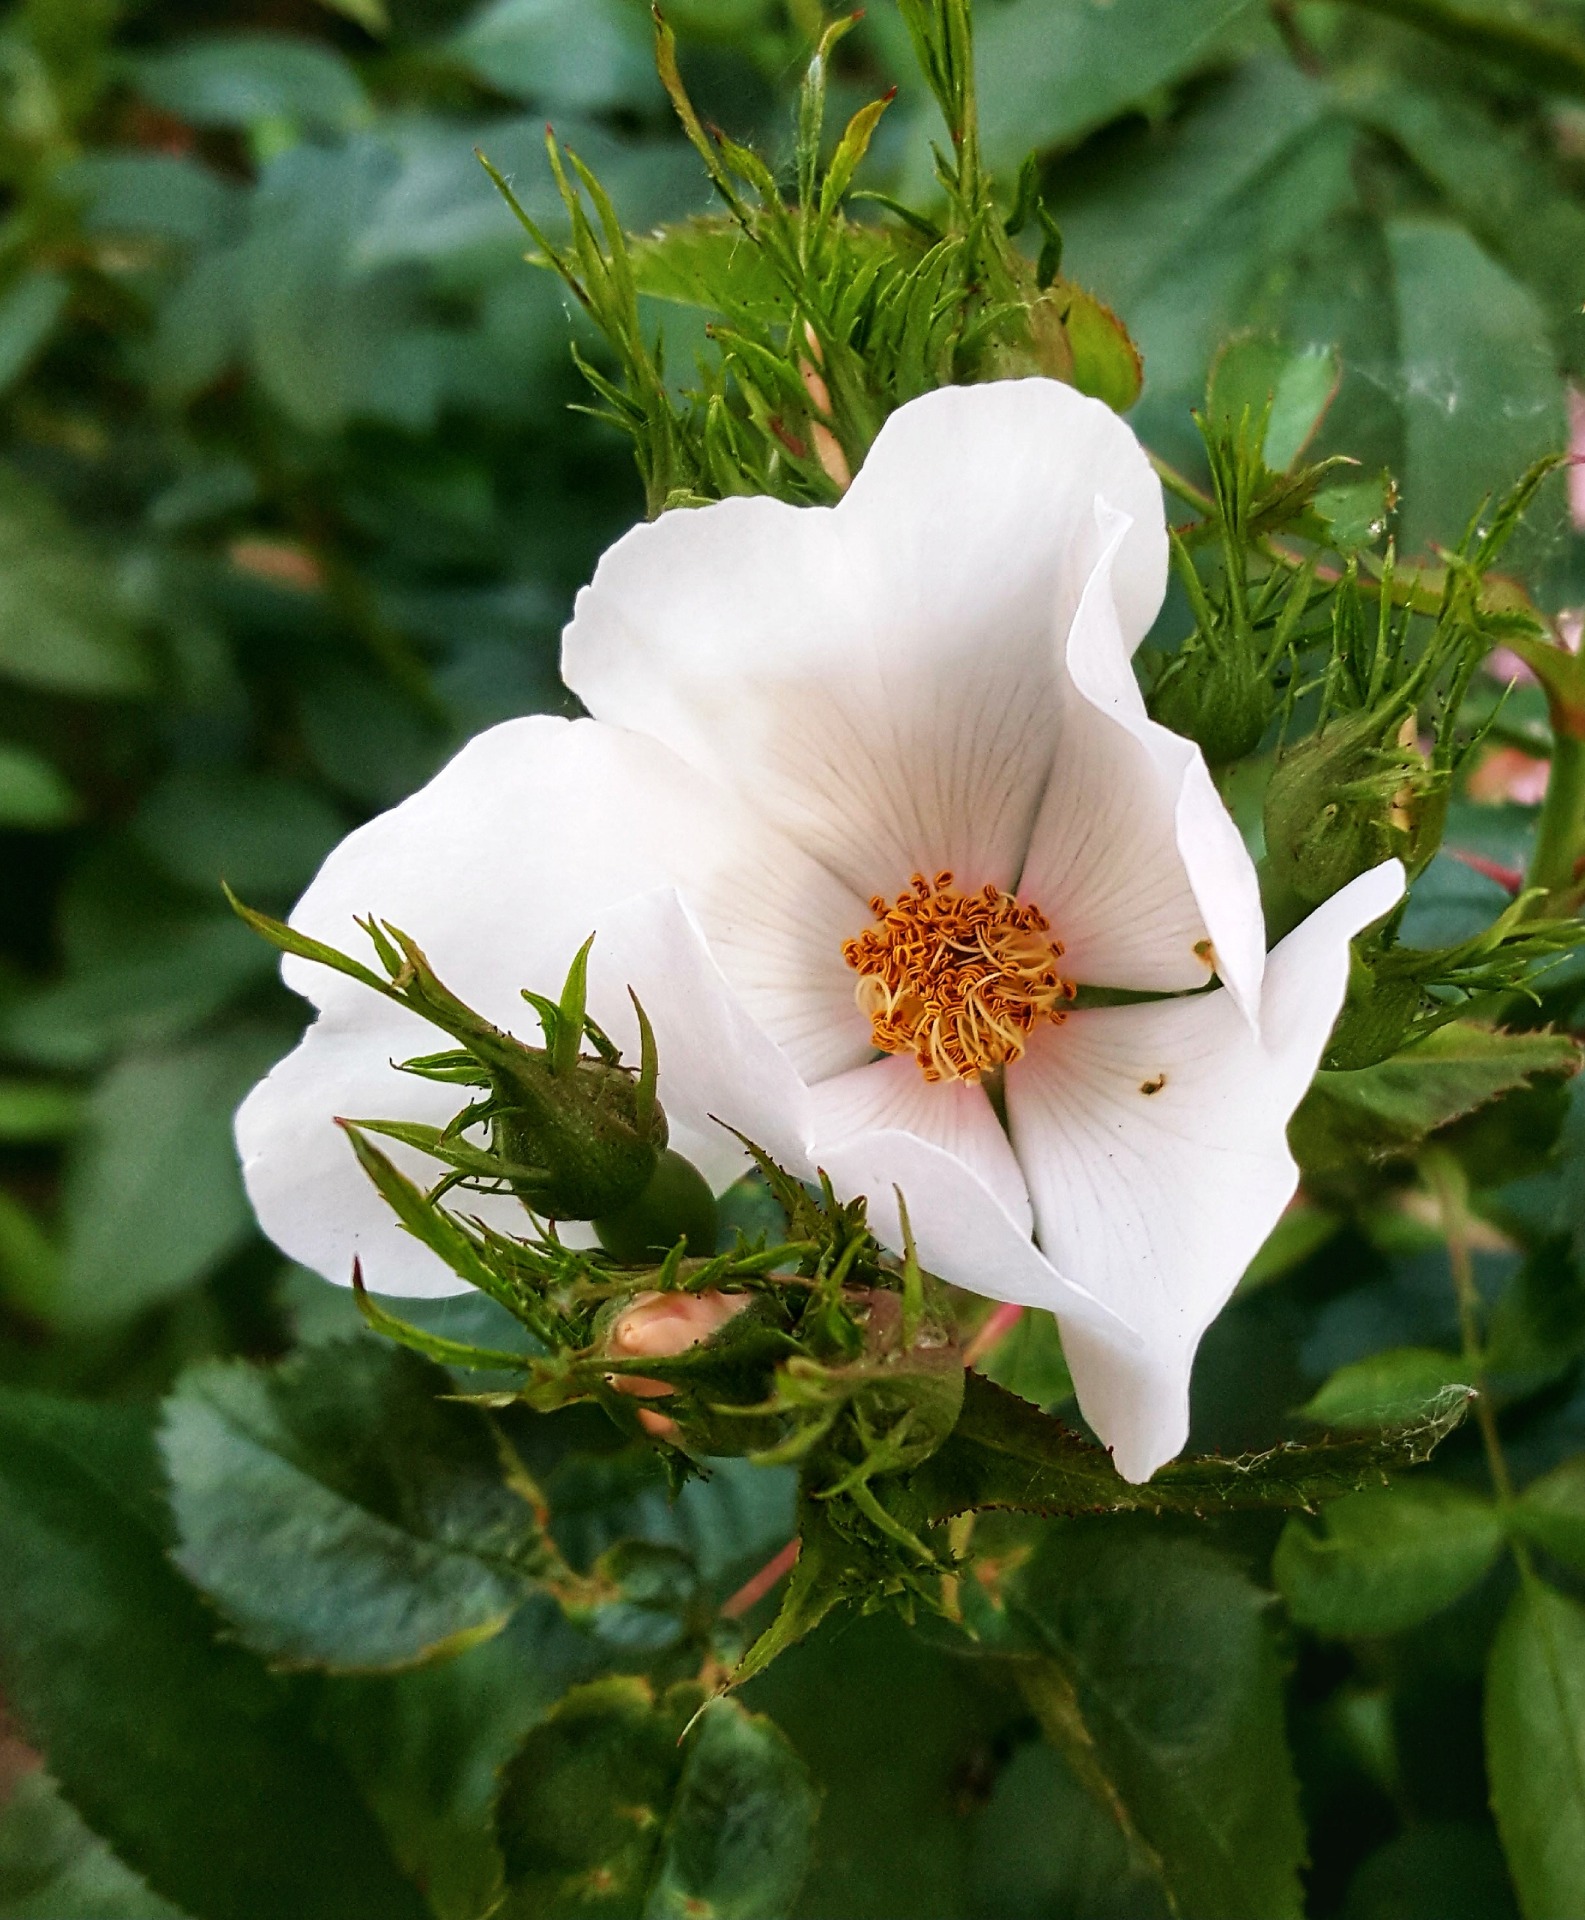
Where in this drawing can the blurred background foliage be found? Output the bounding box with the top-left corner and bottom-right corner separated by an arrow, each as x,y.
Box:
5,1 -> 1585,1917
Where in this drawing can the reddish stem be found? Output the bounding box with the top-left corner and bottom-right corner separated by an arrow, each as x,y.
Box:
962,1301 -> 1024,1366
1447,848 -> 1524,895
720,1537 -> 801,1619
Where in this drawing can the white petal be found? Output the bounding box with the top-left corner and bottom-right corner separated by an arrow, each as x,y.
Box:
1005,860 -> 1405,1481
807,1052 -> 1031,1230
813,1128 -> 1138,1346
562,380 -> 1167,905
1017,501 -> 1266,1024
247,719 -> 842,1288
586,888 -> 815,1188
283,713 -> 871,1082
235,998 -> 528,1298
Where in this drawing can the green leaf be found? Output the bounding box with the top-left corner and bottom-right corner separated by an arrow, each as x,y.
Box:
628,217 -> 793,320
1,912 -> 277,1070
1350,71 -> 1585,379
0,744 -> 77,830
1050,61 -> 1346,468
1483,1238 -> 1585,1390
0,1388 -> 429,1920
0,1771 -> 190,1919
494,1679 -> 818,1920
0,1079 -> 81,1142
1339,0 -> 1585,101
1301,1347 -> 1475,1429
0,272 -> 68,398
1513,1458 -> 1585,1576
1290,1023 -> 1581,1176
1009,1528 -> 1304,1920
162,1343 -> 557,1671
0,464 -> 148,697
316,0 -> 388,32
1273,1482 -> 1504,1636
887,1372 -> 1470,1527
968,0 -> 1261,172
1339,1823 -> 1520,1920
319,1596 -> 607,1920
1485,1577 -> 1585,1920
968,1740 -> 1171,1920
54,1026 -> 288,1329
976,1307 -> 1073,1410
127,35 -> 369,132
452,0 -> 657,114
1385,218 -> 1567,562
133,768 -> 343,901
1207,332 -> 1339,470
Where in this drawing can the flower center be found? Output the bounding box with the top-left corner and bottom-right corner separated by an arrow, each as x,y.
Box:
841,871 -> 1075,1083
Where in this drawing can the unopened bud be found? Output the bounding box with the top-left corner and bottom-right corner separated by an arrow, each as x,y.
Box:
1151,648 -> 1276,768
593,1148 -> 718,1262
492,1054 -> 666,1222
1263,710 -> 1443,935
606,1289 -> 750,1437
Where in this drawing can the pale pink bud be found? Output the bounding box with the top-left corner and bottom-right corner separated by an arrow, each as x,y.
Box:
606,1290 -> 750,1438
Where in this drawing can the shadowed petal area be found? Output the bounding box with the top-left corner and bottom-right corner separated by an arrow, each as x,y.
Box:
236,999 -> 530,1298
1017,503 -> 1265,1025
240,719 -> 849,1291
807,1053 -> 1031,1230
813,1128 -> 1138,1347
1005,861 -> 1405,1482
587,889 -> 815,1188
280,713 -> 871,1084
562,380 -> 1167,906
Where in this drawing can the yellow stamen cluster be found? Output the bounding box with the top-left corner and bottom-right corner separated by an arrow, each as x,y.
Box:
841,871 -> 1075,1083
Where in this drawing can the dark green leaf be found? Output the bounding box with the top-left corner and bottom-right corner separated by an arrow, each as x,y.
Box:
1485,1576 -> 1585,1920
1274,1482 -> 1504,1635
1290,1023 -> 1581,1176
0,465 -> 148,697
54,1026 -> 288,1328
0,1771 -> 190,1920
319,1595 -> 608,1920
1301,1347 -> 1475,1429
975,1306 -> 1073,1410
0,272 -> 69,397
452,0 -> 657,113
1384,219 -> 1566,562
0,745 -> 77,830
127,35 -> 369,132
494,1679 -> 817,1920
968,0 -> 1261,171
1513,1458 -> 1585,1576
0,1080 -> 81,1142
162,1342 -> 558,1670
133,768 -> 344,901
887,1372 -> 1471,1527
1009,1527 -> 1305,1920
0,1388 -> 429,1920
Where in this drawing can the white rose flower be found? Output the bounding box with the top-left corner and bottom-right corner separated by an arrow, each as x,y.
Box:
237,378 -> 1402,1483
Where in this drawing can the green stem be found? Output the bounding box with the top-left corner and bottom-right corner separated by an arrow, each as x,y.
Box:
1525,730 -> 1585,912
1425,1154 -> 1535,1580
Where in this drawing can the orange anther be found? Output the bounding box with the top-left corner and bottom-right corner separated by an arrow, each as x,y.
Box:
841,873 -> 1072,1082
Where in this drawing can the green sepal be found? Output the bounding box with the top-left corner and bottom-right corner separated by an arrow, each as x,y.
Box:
350,1264 -> 533,1374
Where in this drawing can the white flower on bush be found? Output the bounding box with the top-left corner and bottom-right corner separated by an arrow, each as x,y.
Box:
237,379 -> 1401,1483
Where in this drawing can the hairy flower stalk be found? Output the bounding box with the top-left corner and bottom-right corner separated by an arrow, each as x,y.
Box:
237,379 -> 1401,1482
